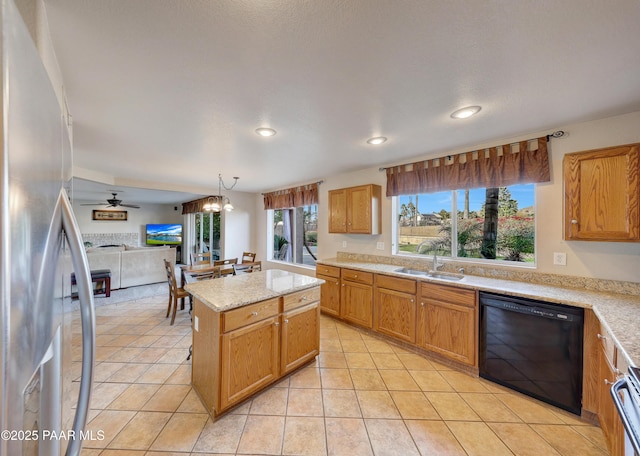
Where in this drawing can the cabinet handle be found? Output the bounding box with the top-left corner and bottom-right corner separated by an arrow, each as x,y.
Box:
354,274 -> 358,278
420,302 -> 425,307
571,219 -> 578,224
604,379 -> 615,385
335,281 -> 339,285
410,299 -> 414,303
274,322 -> 279,327
252,311 -> 258,316
284,319 -> 289,324
302,296 -> 308,300
597,333 -> 606,340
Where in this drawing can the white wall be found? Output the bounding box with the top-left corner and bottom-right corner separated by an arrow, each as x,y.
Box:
220,190 -> 254,261
72,200 -> 182,246
257,110 -> 640,283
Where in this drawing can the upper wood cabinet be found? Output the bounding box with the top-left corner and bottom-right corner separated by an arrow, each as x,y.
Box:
329,184 -> 382,234
564,143 -> 640,241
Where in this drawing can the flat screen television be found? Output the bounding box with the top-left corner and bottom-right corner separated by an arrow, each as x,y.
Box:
146,223 -> 182,245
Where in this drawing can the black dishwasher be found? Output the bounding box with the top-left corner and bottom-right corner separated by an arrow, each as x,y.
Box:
479,291 -> 584,415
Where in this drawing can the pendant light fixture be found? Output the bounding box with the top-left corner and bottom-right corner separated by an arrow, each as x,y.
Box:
203,174 -> 239,212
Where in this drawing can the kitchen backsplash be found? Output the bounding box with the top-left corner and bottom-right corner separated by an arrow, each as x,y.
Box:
82,232 -> 139,247
335,252 -> 640,296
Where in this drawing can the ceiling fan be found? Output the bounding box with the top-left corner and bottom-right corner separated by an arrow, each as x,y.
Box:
81,192 -> 140,209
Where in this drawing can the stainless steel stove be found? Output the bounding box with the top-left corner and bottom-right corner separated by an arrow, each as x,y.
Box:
612,366 -> 640,455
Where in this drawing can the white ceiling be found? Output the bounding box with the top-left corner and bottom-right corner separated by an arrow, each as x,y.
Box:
45,0 -> 640,204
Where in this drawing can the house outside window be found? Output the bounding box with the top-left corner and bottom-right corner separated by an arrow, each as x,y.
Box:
396,184 -> 535,264
271,204 -> 318,266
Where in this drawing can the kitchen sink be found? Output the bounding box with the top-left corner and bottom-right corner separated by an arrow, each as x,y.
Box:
394,267 -> 464,281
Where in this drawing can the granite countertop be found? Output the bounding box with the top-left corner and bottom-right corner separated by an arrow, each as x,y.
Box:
317,258 -> 640,368
184,269 -> 324,312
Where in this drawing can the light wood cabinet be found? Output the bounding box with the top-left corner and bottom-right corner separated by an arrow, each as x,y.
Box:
374,275 -> 417,344
564,143 -> 640,241
597,342 -> 624,456
340,269 -> 374,328
192,286 -> 320,416
316,265 -> 341,317
417,282 -> 477,366
328,184 -> 382,234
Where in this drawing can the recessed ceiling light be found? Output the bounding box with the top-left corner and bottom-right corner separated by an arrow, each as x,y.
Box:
255,127 -> 276,137
367,136 -> 387,145
450,106 -> 482,119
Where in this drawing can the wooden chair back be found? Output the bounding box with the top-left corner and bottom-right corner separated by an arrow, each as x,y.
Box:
191,251 -> 211,265
241,251 -> 257,263
164,259 -> 189,325
232,261 -> 261,275
214,258 -> 238,276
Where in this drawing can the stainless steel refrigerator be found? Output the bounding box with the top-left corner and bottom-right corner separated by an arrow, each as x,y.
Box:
1,1 -> 96,455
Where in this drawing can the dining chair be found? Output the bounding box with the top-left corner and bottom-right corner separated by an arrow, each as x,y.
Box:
241,251 -> 257,263
164,259 -> 190,325
214,258 -> 238,276
232,261 -> 261,275
191,251 -> 211,265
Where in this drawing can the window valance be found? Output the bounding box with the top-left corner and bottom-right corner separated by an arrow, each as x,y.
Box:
263,182 -> 319,210
385,136 -> 550,197
182,196 -> 214,215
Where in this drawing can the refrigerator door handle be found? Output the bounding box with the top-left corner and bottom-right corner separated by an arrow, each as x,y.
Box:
58,189 -> 96,456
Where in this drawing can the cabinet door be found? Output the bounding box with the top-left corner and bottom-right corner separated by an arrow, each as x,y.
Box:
598,347 -> 624,456
374,288 -> 416,344
347,185 -> 373,233
418,299 -> 476,366
328,189 -> 348,233
281,302 -> 320,375
318,274 -> 341,317
220,316 -> 280,410
564,144 -> 639,241
341,280 -> 373,328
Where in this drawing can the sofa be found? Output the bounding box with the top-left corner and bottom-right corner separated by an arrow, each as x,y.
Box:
74,245 -> 176,290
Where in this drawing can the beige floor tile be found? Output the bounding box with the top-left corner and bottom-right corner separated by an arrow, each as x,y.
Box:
497,393 -> 566,424
96,450 -> 146,456
425,392 -> 481,421
320,368 -> 354,389
365,418 -> 420,455
323,389 -> 362,417
94,362 -> 127,382
236,415 -> 285,455
531,424 -> 609,456
325,418 -> 373,456
164,364 -> 192,384
157,347 -> 191,364
131,347 -> 169,363
289,366 -> 322,388
141,384 -> 191,412
398,353 -> 434,370
379,369 -> 421,391
410,370 -> 454,392
318,351 -> 348,368
148,412 -> 208,452
489,422 -> 561,456
135,363 -> 179,383
150,334 -> 180,348
282,416 -> 327,456
106,347 -> 146,363
571,424 -> 609,452
249,386 -> 289,415
105,334 -> 140,347
106,384 -> 159,411
95,346 -> 121,362
95,334 -> 119,346
460,392 -> 522,423
177,388 -> 208,413
356,390 -> 401,418
446,421 -> 513,456
193,414 -> 247,453
345,352 -> 376,369
370,352 -> 404,369
350,369 -> 387,390
107,411 -> 171,450
320,338 -> 343,352
405,420 -> 467,456
320,326 -> 340,339
340,338 -> 369,353
84,410 -> 136,449
126,334 -> 161,347
287,388 -> 324,416
363,338 -> 395,353
90,382 -> 129,410
106,363 -> 152,383
336,325 -> 364,340
390,391 -> 439,419
440,370 -> 490,392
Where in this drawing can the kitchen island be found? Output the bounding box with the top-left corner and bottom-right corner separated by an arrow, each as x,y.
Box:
185,269 -> 324,417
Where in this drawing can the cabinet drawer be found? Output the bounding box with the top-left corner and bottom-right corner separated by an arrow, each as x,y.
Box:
342,268 -> 373,285
421,282 -> 476,307
222,298 -> 280,332
283,287 -> 321,312
375,274 -> 416,294
316,265 -> 340,278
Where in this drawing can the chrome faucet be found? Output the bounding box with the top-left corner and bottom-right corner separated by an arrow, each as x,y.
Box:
433,252 -> 444,271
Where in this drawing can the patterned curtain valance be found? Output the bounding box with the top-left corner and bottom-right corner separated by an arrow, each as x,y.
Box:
263,182 -> 319,210
182,196 -> 215,215
385,136 -> 550,197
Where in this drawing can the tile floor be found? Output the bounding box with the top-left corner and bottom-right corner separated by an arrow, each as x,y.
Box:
73,292 -> 610,455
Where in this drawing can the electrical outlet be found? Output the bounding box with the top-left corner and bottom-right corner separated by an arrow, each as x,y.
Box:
342,241 -> 347,248
376,242 -> 384,250
194,315 -> 199,332
553,252 -> 567,266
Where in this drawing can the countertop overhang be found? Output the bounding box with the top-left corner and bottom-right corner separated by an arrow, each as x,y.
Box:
184,269 -> 324,312
318,258 -> 640,368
